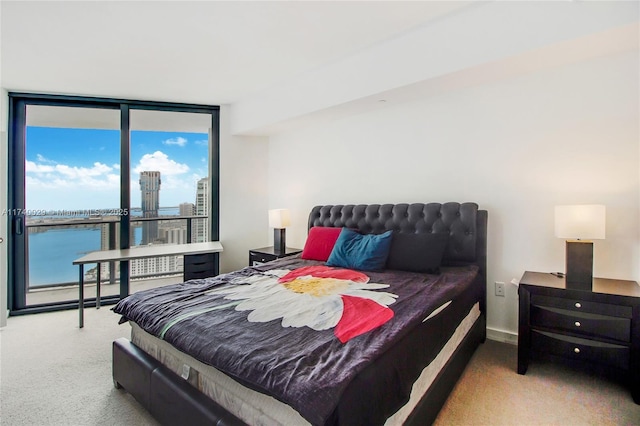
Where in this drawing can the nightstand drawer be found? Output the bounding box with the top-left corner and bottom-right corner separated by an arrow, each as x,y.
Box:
185,252 -> 216,265
531,294 -> 632,318
532,330 -> 630,370
530,305 -> 631,342
249,252 -> 275,265
184,268 -> 215,280
249,248 -> 302,266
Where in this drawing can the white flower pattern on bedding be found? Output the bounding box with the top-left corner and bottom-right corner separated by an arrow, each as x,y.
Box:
207,265 -> 397,343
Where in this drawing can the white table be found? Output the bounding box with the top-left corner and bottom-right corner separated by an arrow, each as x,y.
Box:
73,241 -> 223,327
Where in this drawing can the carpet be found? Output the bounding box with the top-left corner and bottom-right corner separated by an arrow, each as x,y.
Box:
1,306 -> 638,425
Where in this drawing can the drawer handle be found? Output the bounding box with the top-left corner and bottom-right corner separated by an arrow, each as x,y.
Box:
574,347 -> 580,354
575,302 -> 582,308
574,321 -> 581,327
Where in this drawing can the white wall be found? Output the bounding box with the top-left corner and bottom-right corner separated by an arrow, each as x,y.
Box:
218,105 -> 270,273
267,51 -> 640,339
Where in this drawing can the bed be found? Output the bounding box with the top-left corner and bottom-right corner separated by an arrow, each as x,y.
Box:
112,202 -> 488,425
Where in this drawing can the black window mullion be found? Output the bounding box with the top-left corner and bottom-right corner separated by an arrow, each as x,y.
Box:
209,110 -> 220,275
119,104 -> 131,299
8,92 -> 219,113
210,109 -> 220,242
7,98 -> 27,311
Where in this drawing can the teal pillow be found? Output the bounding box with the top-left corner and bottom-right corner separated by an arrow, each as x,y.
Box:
326,229 -> 393,271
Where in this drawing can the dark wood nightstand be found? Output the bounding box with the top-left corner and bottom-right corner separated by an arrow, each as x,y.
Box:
184,252 -> 219,281
249,246 -> 302,266
518,271 -> 640,404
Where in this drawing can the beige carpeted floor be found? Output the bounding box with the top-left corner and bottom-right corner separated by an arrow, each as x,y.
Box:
433,335 -> 640,426
1,306 -> 638,425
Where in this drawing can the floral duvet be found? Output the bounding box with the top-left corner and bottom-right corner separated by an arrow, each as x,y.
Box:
113,256 -> 479,425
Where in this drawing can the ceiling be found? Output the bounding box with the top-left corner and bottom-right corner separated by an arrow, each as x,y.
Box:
0,1 -> 471,105
1,1 -> 638,135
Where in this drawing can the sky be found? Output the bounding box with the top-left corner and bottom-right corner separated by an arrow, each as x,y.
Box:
25,127 -> 209,212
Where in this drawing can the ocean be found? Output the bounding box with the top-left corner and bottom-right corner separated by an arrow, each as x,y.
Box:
28,227 -> 102,287
28,207 -> 177,287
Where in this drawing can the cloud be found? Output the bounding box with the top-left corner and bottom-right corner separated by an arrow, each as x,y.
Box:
36,154 -> 56,164
27,160 -> 113,178
26,161 -> 55,173
56,162 -> 113,179
26,159 -> 120,207
163,137 -> 187,147
26,151 -> 197,210
133,151 -> 189,176
194,139 -> 208,146
27,171 -> 120,210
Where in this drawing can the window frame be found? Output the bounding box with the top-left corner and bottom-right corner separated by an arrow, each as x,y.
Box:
7,92 -> 220,314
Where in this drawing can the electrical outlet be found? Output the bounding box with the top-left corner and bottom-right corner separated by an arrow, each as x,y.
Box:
495,281 -> 505,297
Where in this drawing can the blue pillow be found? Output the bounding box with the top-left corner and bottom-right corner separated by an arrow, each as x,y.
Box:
326,229 -> 393,271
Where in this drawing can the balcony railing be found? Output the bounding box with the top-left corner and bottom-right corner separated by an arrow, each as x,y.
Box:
25,214 -> 209,291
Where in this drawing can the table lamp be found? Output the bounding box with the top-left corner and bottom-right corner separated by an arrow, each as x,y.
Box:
554,204 -> 605,290
269,208 -> 290,255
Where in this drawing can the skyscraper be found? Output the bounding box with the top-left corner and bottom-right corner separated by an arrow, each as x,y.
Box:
194,177 -> 208,243
179,202 -> 195,217
140,171 -> 161,245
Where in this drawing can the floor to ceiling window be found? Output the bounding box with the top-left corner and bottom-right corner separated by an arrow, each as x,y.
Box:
7,93 -> 220,314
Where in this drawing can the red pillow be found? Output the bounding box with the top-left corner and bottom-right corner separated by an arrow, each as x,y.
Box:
301,227 -> 342,261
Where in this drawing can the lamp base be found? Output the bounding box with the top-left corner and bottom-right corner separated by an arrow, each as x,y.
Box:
565,240 -> 593,291
274,228 -> 286,255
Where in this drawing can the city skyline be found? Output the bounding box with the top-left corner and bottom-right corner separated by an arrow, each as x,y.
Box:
25,126 -> 209,211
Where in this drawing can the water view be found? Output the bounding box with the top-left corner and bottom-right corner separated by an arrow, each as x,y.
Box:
28,207 -> 178,288
28,227 -> 101,287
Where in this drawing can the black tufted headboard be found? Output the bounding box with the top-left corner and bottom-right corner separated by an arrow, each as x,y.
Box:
308,202 -> 488,286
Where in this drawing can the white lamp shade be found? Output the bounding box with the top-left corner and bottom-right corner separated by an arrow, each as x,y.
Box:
554,205 -> 606,240
268,209 -> 291,228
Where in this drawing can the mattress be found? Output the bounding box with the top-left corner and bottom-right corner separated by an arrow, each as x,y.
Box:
130,302 -> 480,426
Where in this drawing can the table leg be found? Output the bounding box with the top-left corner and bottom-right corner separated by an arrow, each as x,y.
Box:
79,264 -> 84,328
96,263 -> 101,309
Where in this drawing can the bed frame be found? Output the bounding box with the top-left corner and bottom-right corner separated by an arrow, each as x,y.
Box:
113,202 -> 487,425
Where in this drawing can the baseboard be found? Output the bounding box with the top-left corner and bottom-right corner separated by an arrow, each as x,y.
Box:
486,327 -> 518,345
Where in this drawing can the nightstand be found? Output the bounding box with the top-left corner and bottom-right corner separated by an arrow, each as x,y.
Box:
518,271 -> 640,404
184,252 -> 218,281
249,246 -> 302,266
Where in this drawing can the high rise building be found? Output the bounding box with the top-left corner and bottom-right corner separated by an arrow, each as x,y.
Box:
179,202 -> 195,217
99,220 -> 118,282
140,171 -> 161,245
194,177 -> 208,242
179,202 -> 196,243
129,255 -> 179,279
163,227 -> 187,244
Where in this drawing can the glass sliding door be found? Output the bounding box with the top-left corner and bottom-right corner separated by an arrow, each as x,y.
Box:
7,93 -> 220,315
15,103 -> 121,309
124,109 -> 212,293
